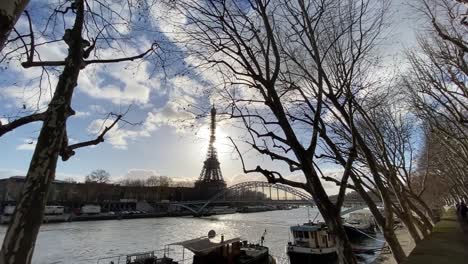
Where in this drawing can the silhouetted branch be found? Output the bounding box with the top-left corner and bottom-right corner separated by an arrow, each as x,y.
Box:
0,112 -> 46,137
60,113 -> 122,161
229,137 -> 307,190
22,43 -> 158,68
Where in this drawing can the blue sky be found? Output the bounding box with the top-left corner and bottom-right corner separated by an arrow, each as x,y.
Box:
0,0 -> 420,192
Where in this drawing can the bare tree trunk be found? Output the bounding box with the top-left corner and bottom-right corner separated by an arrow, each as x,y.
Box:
413,215 -> 430,239
0,0 -> 30,52
0,1 -> 84,263
393,187 -> 423,243
349,173 -> 407,263
326,215 -> 356,264
407,198 -> 433,233
409,192 -> 437,223
352,136 -> 407,262
326,98 -> 407,263
394,207 -> 422,242
381,225 -> 407,260
305,178 -> 357,264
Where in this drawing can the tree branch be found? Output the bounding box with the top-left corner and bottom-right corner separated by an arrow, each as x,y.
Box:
60,114 -> 122,161
0,112 -> 46,137
229,137 -> 307,190
22,43 -> 158,68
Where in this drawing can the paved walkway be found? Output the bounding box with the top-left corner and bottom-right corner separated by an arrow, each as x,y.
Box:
404,208 -> 468,264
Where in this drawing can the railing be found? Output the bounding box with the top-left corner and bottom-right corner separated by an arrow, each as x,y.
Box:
96,248 -> 193,264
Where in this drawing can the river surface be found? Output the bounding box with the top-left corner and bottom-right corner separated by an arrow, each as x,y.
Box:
0,207 -> 383,264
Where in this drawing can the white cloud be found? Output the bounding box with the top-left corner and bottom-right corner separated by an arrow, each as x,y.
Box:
75,111 -> 91,118
87,119 -> 129,149
89,104 -> 106,114
16,139 -> 36,151
77,45 -> 160,105
1,62 -> 59,111
125,169 -> 160,179
151,3 -> 188,43
86,99 -> 199,149
148,102 -> 196,132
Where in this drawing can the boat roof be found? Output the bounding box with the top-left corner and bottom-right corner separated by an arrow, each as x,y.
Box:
169,236 -> 241,255
349,209 -> 373,216
290,223 -> 328,232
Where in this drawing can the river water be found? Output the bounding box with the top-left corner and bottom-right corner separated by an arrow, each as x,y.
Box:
0,207 -> 383,264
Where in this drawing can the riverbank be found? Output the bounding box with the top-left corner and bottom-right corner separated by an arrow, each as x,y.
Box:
404,208 -> 468,264
374,225 -> 416,264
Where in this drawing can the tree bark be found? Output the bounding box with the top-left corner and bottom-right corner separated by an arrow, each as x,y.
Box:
325,97 -> 407,263
352,135 -> 407,262
409,191 -> 437,223
0,0 -> 30,52
349,173 -> 407,263
393,186 -> 422,243
0,1 -> 84,263
305,174 -> 357,264
407,198 -> 433,234
394,208 -> 422,243
325,211 -> 356,264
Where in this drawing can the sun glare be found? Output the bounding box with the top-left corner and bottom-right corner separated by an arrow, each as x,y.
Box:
197,125 -> 230,156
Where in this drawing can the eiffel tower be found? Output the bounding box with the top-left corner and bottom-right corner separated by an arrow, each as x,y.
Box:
194,105 -> 226,199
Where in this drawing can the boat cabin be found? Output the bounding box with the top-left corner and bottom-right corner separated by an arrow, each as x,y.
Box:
167,231 -> 270,264
346,210 -> 374,225
96,251 -> 177,264
290,222 -> 336,250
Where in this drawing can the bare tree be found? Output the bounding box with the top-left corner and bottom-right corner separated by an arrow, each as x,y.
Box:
0,0 -> 160,262
63,177 -> 77,183
405,0 -> 468,142
420,127 -> 468,203
352,94 -> 436,242
85,169 -> 111,183
172,0 -> 396,262
401,0 -> 468,207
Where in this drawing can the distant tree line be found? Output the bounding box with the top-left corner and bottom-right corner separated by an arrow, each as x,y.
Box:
57,170 -> 196,202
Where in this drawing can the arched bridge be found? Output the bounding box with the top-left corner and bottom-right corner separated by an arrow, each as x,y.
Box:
164,181 -> 371,217
169,181 -> 315,216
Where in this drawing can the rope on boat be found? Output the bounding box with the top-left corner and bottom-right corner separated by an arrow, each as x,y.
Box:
347,225 -> 386,243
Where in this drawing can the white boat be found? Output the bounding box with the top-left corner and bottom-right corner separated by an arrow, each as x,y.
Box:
287,222 -> 338,264
1,205 -> 70,224
343,209 -> 376,240
81,204 -> 101,215
208,206 -> 237,215
287,221 -> 383,264
239,205 -> 271,213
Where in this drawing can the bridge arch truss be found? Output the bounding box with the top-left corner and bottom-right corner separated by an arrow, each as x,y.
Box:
194,181 -> 314,213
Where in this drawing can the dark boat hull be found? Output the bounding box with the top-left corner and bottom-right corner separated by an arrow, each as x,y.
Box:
193,246 -> 272,264
344,225 -> 375,242
287,251 -> 337,264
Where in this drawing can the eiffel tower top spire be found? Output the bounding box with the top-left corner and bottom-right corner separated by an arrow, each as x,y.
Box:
197,105 -> 225,183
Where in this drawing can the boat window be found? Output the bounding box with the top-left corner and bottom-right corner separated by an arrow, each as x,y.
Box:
304,232 -> 309,238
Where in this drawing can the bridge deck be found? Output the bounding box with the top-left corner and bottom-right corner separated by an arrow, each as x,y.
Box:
405,208 -> 468,264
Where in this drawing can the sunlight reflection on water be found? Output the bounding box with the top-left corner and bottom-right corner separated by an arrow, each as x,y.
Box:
0,207 -> 382,264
